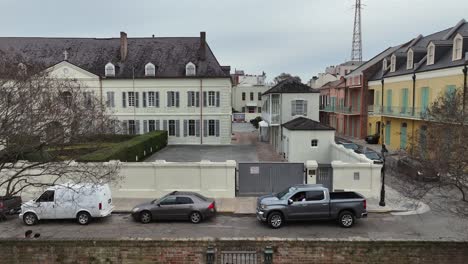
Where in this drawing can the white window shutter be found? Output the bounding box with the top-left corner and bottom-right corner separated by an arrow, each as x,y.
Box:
175,120 -> 180,137
167,92 -> 171,107
215,120 -> 220,137
291,101 -> 296,116
135,120 -> 140,134
196,92 -> 200,107
163,120 -> 168,131
203,120 -> 208,137
187,92 -> 192,107
122,92 -> 126,108
216,92 -> 220,107
203,92 -> 207,107
176,92 -> 180,107
184,120 -> 188,137
156,92 -> 160,107
156,120 -> 160,130
143,92 -> 147,108
195,120 -> 200,137
143,120 -> 148,133
303,101 -> 307,116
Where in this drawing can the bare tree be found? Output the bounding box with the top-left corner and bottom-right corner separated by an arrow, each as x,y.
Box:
0,56 -> 121,198
398,87 -> 468,216
273,73 -> 301,84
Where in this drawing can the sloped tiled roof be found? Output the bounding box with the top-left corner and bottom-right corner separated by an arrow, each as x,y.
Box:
369,19 -> 468,81
0,34 -> 229,78
264,79 -> 320,95
282,117 -> 335,131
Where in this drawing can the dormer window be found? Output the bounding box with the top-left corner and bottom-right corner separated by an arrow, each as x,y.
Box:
186,62 -> 196,76
453,34 -> 463,61
382,59 -> 388,71
427,43 -> 435,65
407,50 -> 414,70
145,62 -> 156,76
390,55 -> 396,72
105,63 -> 115,77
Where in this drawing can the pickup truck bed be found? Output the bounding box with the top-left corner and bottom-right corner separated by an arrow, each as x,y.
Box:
0,196 -> 22,220
330,192 -> 362,200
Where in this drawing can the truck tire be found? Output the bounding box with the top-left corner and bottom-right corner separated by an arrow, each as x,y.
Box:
77,211 -> 91,225
338,210 -> 355,228
23,212 -> 38,226
267,211 -> 284,229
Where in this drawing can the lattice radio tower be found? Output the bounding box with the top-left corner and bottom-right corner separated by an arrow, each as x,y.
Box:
351,0 -> 362,62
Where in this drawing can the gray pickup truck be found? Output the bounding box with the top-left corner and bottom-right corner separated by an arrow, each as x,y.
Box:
256,184 -> 367,228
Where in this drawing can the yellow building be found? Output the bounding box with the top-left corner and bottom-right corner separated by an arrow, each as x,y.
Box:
367,19 -> 468,151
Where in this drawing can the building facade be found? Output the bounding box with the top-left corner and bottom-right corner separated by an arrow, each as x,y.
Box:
261,79 -> 320,156
368,19 -> 468,151
0,32 -> 233,145
231,71 -> 269,120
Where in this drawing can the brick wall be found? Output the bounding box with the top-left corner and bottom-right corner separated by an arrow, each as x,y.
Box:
0,239 -> 467,264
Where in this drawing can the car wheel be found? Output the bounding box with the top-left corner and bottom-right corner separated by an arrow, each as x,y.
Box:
338,211 -> 355,228
268,212 -> 283,229
77,211 -> 91,225
189,211 -> 202,224
140,211 -> 152,224
23,212 -> 38,226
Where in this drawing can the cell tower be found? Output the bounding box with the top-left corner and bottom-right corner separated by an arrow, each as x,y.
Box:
351,0 -> 362,62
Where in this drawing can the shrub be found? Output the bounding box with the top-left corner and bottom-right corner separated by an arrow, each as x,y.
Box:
78,131 -> 168,162
250,116 -> 263,129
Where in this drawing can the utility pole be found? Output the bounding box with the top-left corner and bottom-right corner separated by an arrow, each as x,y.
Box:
351,0 -> 363,62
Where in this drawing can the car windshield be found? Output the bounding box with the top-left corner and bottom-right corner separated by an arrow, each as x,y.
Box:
365,152 -> 381,160
343,143 -> 358,150
276,187 -> 297,200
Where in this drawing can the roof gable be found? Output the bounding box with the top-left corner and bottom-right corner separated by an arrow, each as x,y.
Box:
282,117 -> 335,131
264,79 -> 319,95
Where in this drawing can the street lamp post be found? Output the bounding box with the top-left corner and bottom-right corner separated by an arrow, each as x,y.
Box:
379,144 -> 388,207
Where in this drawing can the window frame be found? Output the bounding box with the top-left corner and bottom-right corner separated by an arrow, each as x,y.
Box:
292,99 -> 307,116
390,54 -> 396,72
427,44 -> 435,65
145,63 -> 156,77
208,91 -> 216,106
148,91 -> 155,107
208,120 -> 216,136
250,92 -> 254,101
105,63 -> 115,77
168,120 -> 176,136
453,35 -> 463,61
128,92 -> 135,107
36,190 -> 55,203
311,139 -> 318,147
186,62 -> 196,76
128,120 -> 136,135
188,120 -> 196,136
242,92 -> 246,101
407,50 -> 414,70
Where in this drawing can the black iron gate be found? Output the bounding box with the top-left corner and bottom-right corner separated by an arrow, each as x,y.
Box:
237,162 -> 305,196
316,164 -> 333,190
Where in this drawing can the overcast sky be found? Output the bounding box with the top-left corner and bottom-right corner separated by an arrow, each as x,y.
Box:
1,0 -> 467,82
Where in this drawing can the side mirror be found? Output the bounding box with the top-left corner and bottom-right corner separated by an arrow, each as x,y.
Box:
157,203 -> 161,207
288,199 -> 293,205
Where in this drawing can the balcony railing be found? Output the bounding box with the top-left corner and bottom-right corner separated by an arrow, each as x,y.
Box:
378,106 -> 428,119
322,105 -> 335,112
335,106 -> 360,114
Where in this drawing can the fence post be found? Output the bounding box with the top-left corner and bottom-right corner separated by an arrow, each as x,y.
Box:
264,246 -> 273,264
206,246 -> 215,264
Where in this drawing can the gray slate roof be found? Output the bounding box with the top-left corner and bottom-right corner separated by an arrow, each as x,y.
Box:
263,79 -> 320,95
0,36 -> 229,78
282,117 -> 335,131
369,20 -> 468,81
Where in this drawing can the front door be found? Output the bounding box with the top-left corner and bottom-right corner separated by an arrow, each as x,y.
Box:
34,190 -> 56,219
154,196 -> 178,220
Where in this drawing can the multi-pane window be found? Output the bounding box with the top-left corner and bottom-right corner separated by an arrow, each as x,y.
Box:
208,120 -> 216,136
208,91 -> 216,106
167,92 -> 179,107
148,92 -> 157,107
128,92 -> 135,107
128,120 -> 136,135
242,92 -> 246,101
149,120 -> 155,132
106,92 -> 115,108
258,107 -> 262,113
407,50 -> 414,69
427,45 -> 435,65
311,139 -> 318,147
168,120 -> 176,136
454,37 -> 463,60
188,120 -> 195,136
258,92 -> 262,100
145,63 -> 156,76
250,92 -> 254,101
291,100 -> 307,116
390,55 -> 396,72
188,91 -> 198,107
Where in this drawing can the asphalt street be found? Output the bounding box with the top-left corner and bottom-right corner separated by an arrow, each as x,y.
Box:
1,211 -> 467,241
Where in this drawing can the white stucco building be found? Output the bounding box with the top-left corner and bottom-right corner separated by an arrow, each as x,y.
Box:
261,79 -> 320,157
0,32 -> 233,145
231,71 -> 270,120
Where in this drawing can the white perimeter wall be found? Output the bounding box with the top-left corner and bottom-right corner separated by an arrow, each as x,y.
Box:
111,160 -> 236,198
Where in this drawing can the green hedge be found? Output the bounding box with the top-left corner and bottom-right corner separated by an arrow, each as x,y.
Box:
78,131 -> 168,162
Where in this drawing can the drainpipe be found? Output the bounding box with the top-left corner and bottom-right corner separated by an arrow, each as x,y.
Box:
463,63 -> 467,116
200,79 -> 203,145
412,73 -> 416,117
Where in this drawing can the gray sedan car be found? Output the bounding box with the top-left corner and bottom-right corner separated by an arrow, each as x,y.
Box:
131,191 -> 216,224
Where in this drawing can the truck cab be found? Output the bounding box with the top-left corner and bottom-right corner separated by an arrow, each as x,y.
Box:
256,184 -> 367,228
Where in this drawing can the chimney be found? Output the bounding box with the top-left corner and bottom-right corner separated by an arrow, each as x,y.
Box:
120,31 -> 128,61
199,31 -> 206,61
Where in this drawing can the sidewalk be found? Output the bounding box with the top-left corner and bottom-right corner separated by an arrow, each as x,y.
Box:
113,185 -> 428,215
